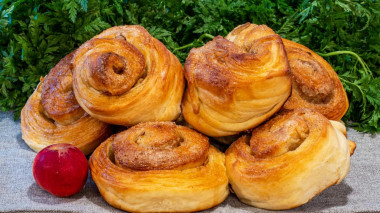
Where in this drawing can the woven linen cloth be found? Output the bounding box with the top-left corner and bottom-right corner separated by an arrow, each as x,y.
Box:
0,111 -> 379,213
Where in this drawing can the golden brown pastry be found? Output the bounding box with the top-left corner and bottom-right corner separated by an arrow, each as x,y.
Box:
73,25 -> 185,126
282,39 -> 349,120
21,52 -> 111,155
182,23 -> 291,137
225,108 -> 353,210
89,122 -> 229,212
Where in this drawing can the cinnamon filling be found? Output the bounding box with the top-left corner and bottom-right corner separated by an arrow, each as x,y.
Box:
290,57 -> 334,104
250,111 -> 310,158
112,122 -> 209,171
83,38 -> 145,96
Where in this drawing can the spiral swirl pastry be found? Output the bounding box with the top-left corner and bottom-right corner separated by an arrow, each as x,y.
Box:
73,25 -> 184,126
21,52 -> 111,155
89,122 -> 229,212
182,23 -> 291,137
225,108 -> 354,210
282,39 -> 349,120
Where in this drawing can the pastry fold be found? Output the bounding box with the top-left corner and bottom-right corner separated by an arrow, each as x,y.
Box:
73,25 -> 184,126
225,108 -> 353,210
182,23 -> 291,137
282,39 -> 349,120
89,122 -> 229,212
21,52 -> 111,155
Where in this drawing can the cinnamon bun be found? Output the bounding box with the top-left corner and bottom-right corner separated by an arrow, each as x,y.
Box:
21,52 -> 111,155
73,26 -> 185,126
90,122 -> 229,212
225,108 -> 353,210
282,39 -> 349,120
182,23 -> 291,137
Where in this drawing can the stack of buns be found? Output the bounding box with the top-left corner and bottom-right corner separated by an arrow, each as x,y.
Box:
21,23 -> 356,212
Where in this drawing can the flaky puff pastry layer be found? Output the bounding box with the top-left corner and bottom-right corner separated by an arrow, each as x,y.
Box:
89,122 -> 229,212
182,23 -> 291,137
225,108 -> 355,210
21,53 -> 111,155
73,25 -> 184,126
282,39 -> 349,120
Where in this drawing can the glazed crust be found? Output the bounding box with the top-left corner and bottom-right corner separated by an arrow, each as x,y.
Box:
21,53 -> 111,155
89,122 -> 229,212
182,23 -> 291,137
225,108 -> 352,210
282,39 -> 349,120
73,25 -> 185,126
